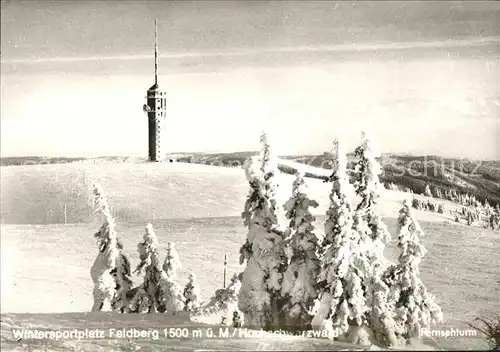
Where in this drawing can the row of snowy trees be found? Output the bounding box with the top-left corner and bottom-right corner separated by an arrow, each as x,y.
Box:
90,184 -> 246,325
90,185 -> 201,314
237,132 -> 443,347
411,198 -> 445,214
418,183 -> 500,230
414,187 -> 500,230
424,183 -> 500,216
88,130 -> 446,348
453,206 -> 500,229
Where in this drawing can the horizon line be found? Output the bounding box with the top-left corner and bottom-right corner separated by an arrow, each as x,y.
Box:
1,153 -> 498,163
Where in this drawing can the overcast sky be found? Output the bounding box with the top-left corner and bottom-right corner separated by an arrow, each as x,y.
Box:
1,1 -> 499,159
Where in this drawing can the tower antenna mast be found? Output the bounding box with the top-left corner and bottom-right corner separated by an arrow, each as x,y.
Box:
154,19 -> 158,85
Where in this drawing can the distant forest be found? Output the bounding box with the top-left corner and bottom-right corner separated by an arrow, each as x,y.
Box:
177,152 -> 500,207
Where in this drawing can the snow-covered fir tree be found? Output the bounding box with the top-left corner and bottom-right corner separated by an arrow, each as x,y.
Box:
162,242 -> 185,312
183,272 -> 201,312
489,205 -> 500,230
352,132 -> 395,345
366,267 -> 399,346
127,284 -> 150,313
135,223 -> 171,313
281,171 -> 321,331
433,187 -> 443,199
464,194 -> 471,206
384,200 -> 443,342
466,211 -> 475,226
424,185 -> 432,198
490,211 -> 500,230
227,274 -> 244,327
353,132 -> 391,256
224,274 -> 245,326
163,242 -> 181,278
195,273 -> 244,327
444,189 -> 452,201
238,131 -> 288,330
90,183 -> 133,313
484,200 -> 492,214
312,139 -> 368,338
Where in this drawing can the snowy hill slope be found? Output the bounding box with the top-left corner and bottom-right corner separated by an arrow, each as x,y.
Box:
1,311 -> 441,351
4,217 -> 497,321
0,161 -> 497,351
0,161 -> 462,225
1,312 -> 381,351
0,311 -> 488,351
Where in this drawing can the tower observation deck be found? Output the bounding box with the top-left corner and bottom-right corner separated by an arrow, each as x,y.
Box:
143,20 -> 167,162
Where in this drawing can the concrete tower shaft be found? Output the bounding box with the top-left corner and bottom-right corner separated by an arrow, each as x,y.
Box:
144,19 -> 167,162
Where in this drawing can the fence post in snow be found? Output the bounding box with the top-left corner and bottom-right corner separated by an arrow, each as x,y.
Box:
223,254 -> 227,289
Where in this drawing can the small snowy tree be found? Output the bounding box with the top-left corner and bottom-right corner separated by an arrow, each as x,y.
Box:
384,200 -> 443,342
424,185 -> 432,197
490,211 -> 500,230
484,200 -> 492,215
196,273 -> 244,327
281,171 -> 321,331
135,223 -> 170,313
466,211 -> 473,226
427,200 -> 436,212
127,284 -> 150,313
238,131 -> 288,330
433,187 -> 442,199
225,274 -> 245,327
162,242 -> 185,313
90,183 -> 133,313
411,198 -> 420,210
163,242 -> 182,279
312,139 -> 368,338
183,272 -> 201,312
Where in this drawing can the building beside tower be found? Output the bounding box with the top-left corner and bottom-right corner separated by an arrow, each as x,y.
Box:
143,20 -> 167,162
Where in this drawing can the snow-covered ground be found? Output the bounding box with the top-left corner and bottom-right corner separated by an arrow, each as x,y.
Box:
0,312 -> 412,351
0,160 -> 464,224
1,161 -> 497,350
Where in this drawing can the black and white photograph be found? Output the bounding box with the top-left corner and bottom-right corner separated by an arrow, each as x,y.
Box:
1,1 -> 499,351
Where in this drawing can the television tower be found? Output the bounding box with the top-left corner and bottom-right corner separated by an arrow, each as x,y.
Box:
143,19 -> 167,162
